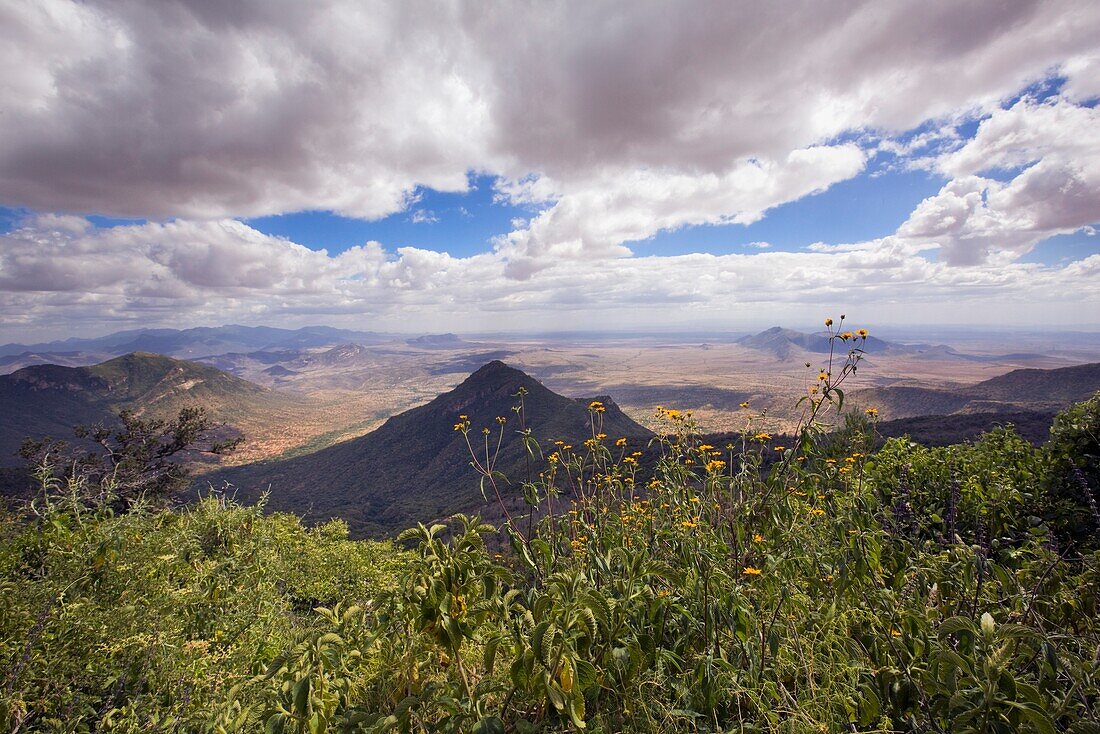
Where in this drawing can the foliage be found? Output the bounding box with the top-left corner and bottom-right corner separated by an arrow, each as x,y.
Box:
1043,391 -> 1100,544
3,321 -> 1099,732
0,493 -> 407,731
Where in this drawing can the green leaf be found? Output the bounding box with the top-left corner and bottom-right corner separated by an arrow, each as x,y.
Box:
292,676 -> 310,718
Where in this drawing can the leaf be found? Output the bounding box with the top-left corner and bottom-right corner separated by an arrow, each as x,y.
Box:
292,676 -> 310,718
532,621 -> 555,670
472,717 -> 506,734
483,635 -> 501,674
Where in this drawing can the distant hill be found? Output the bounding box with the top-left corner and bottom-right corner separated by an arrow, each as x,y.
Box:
873,410 -> 1058,447
211,361 -> 652,537
0,353 -> 274,467
850,362 -> 1100,420
406,333 -> 469,349
738,326 -> 899,359
0,325 -> 394,361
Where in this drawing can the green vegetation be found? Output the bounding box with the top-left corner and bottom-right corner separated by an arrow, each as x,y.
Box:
3,323 -> 1099,732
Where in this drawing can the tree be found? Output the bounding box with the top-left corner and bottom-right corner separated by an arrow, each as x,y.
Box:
20,407 -> 242,510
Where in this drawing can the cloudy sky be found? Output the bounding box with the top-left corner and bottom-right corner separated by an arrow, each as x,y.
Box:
2,0 -> 1099,341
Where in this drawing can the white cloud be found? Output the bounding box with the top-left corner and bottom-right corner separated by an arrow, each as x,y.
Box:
2,1 -> 1098,233
2,215 -> 1098,341
897,98 -> 1100,264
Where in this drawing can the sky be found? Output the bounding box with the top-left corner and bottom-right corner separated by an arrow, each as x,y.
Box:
1,1 -> 1099,342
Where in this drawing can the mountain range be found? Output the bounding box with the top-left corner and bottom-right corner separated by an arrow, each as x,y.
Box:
0,324 -> 394,364
736,326 -> 1004,361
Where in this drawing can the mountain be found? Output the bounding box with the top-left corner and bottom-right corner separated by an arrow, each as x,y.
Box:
737,326 -> 907,360
0,325 -> 394,361
850,362 -> 1100,420
211,361 -> 652,537
0,353 -> 274,466
406,333 -> 470,348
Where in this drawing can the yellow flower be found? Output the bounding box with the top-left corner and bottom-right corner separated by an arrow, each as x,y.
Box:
615,437 -> 627,447
824,318 -> 833,326
840,331 -> 853,340
857,328 -> 868,338
865,407 -> 879,417
698,444 -> 715,451
705,460 -> 726,472
680,520 -> 698,529
623,456 -> 637,465
740,401 -> 750,409
752,533 -> 764,543
824,458 -> 837,464
752,432 -> 772,441
773,446 -> 785,452
742,567 -> 762,576
588,400 -> 603,410
810,508 -> 825,516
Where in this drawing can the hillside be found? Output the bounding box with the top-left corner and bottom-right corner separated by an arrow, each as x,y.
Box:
212,361 -> 653,536
849,362 -> 1100,420
0,353 -> 277,466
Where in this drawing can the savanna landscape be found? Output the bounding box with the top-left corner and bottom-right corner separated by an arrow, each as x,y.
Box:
3,1 -> 1100,732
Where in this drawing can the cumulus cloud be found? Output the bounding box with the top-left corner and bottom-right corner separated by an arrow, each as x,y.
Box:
897,99 -> 1100,264
2,215 -> 1098,340
2,1 -> 1098,229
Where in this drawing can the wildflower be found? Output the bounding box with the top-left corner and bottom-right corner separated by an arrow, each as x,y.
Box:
810,508 -> 825,516
705,460 -> 726,472
824,318 -> 833,326
632,451 -> 643,457
690,496 -> 700,503
596,432 -> 607,440
840,331 -> 853,340
698,444 -> 714,451
753,533 -> 764,543
865,407 -> 879,417
740,401 -> 750,409
657,589 -> 671,598
482,427 -> 491,435
453,423 -> 465,431
680,520 -> 698,529
890,629 -> 902,638
495,416 -> 506,425
742,567 -> 762,576
824,458 -> 837,464
615,437 -> 627,447
818,370 -> 828,381
459,415 -> 468,420
752,432 -> 772,441
857,329 -> 868,338
588,400 -> 604,410
623,456 -> 637,465
774,446 -> 785,452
